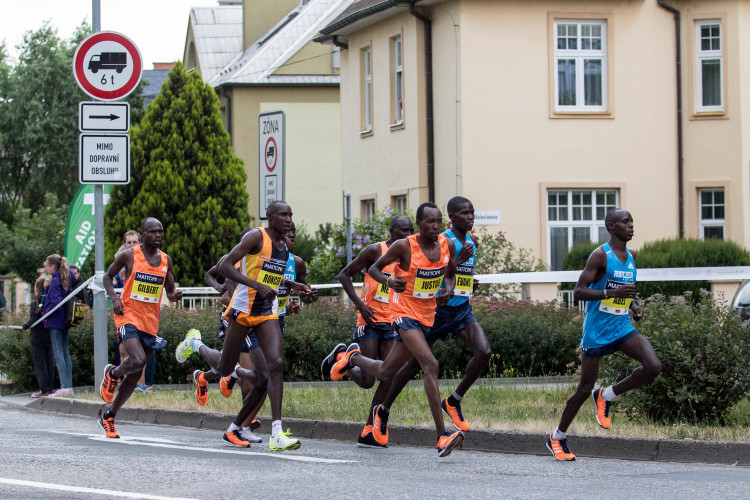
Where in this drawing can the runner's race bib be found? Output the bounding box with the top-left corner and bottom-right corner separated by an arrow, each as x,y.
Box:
131,272 -> 165,303
277,269 -> 295,314
256,260 -> 285,290
454,264 -> 474,297
413,266 -> 446,299
599,280 -> 632,315
375,272 -> 391,303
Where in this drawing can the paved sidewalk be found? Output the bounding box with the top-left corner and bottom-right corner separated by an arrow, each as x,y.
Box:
3,392 -> 748,466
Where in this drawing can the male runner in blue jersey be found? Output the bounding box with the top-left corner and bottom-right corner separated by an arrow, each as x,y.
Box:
547,208 -> 662,460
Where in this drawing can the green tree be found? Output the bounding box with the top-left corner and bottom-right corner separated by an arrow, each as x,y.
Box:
0,194 -> 67,283
104,62 -> 250,286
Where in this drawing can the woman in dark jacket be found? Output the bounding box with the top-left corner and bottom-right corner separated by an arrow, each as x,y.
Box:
42,254 -> 75,396
23,278 -> 54,397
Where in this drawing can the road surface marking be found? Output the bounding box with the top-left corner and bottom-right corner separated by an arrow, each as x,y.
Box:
0,477 -> 198,500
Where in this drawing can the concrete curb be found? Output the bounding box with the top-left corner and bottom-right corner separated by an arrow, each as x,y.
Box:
27,397 -> 750,466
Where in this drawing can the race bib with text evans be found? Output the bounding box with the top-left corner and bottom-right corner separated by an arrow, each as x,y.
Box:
413,266 -> 446,299
454,264 -> 474,297
131,272 -> 165,303
599,280 -> 632,315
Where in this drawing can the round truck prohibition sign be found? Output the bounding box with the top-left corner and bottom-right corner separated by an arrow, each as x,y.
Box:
72,31 -> 143,101
265,137 -> 278,172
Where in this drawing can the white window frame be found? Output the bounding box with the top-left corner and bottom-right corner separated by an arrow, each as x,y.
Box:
394,35 -> 404,124
695,20 -> 723,113
699,188 -> 725,240
553,19 -> 607,112
547,189 -> 618,270
363,47 -> 373,132
363,199 -> 376,222
393,194 -> 407,212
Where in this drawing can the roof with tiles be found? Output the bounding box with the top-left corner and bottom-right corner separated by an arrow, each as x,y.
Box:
209,0 -> 353,87
189,5 -> 243,81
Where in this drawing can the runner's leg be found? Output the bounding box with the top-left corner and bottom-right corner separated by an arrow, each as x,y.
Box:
612,334 -> 662,395
110,339 -> 152,416
453,322 -> 491,397
557,356 -> 600,432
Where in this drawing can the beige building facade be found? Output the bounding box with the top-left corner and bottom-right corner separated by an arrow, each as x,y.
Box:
184,0 -> 351,230
318,0 -> 750,269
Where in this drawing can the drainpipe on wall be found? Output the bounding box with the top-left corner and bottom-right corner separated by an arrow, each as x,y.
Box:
402,1 -> 435,203
658,0 -> 684,238
332,35 -> 349,50
219,85 -> 232,141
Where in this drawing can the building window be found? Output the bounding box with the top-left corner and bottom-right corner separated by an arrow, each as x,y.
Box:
361,46 -> 373,132
391,35 -> 404,125
699,188 -> 725,239
547,189 -> 617,270
392,194 -> 407,212
553,20 -> 607,112
696,20 -> 723,112
362,199 -> 376,221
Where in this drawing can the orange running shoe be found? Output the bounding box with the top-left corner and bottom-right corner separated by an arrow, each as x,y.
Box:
330,343 -> 361,381
441,397 -> 470,432
98,409 -> 120,439
372,404 -> 389,447
546,434 -> 576,461
99,364 -> 119,404
194,370 -> 208,406
223,429 -> 251,448
321,343 -> 347,379
437,430 -> 464,457
592,387 -> 611,429
357,424 -> 386,448
220,375 -> 236,397
250,419 -> 261,431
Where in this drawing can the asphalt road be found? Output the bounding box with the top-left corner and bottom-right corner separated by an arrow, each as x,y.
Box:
1,399 -> 748,499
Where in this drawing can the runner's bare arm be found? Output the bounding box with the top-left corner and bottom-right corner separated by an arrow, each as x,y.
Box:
573,248 -> 636,301
369,239 -> 409,293
164,256 -> 182,302
294,256 -> 317,304
218,229 -> 277,300
204,254 -> 227,294
338,243 -> 381,325
437,239 -> 457,305
103,248 -> 134,315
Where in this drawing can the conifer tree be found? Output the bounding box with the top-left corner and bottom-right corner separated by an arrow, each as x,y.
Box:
105,62 -> 250,285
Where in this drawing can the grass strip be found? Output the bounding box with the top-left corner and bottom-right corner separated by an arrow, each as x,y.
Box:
73,381 -> 750,442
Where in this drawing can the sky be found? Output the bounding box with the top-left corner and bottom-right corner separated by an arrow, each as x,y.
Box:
1,0 -> 218,69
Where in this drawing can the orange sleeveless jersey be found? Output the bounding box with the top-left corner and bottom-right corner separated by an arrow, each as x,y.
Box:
390,234 -> 450,327
357,241 -> 397,326
115,246 -> 169,335
227,228 -> 288,316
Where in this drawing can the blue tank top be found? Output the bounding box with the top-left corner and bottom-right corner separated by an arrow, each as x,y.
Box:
276,255 -> 297,317
582,243 -> 637,348
438,229 -> 476,307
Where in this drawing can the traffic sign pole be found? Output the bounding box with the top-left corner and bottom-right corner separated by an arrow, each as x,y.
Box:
91,0 -> 107,393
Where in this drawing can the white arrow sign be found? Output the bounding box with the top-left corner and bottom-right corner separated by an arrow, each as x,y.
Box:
79,101 -> 130,132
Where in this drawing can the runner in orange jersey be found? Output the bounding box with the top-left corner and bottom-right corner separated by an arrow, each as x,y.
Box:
98,217 -> 183,438
324,214 -> 413,447
323,203 -> 464,457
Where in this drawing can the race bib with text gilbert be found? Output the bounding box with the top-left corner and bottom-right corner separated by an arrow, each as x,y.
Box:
454,263 -> 474,297
413,267 -> 446,299
256,260 -> 285,290
374,272 -> 391,303
131,272 -> 165,303
599,280 -> 632,315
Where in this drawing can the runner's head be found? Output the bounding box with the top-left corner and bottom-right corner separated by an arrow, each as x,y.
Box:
604,208 -> 634,242
415,202 -> 442,241
447,196 -> 474,232
140,218 -> 164,248
286,221 -> 297,250
266,201 -> 293,235
388,214 -> 414,243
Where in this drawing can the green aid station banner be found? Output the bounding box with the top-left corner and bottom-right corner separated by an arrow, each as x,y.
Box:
65,185 -> 112,267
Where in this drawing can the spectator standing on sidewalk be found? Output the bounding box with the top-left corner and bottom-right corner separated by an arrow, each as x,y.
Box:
42,254 -> 75,397
23,278 -> 54,397
69,265 -> 91,307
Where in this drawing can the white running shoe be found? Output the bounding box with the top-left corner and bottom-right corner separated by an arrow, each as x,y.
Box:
239,427 -> 263,443
269,429 -> 301,451
175,329 -> 202,363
